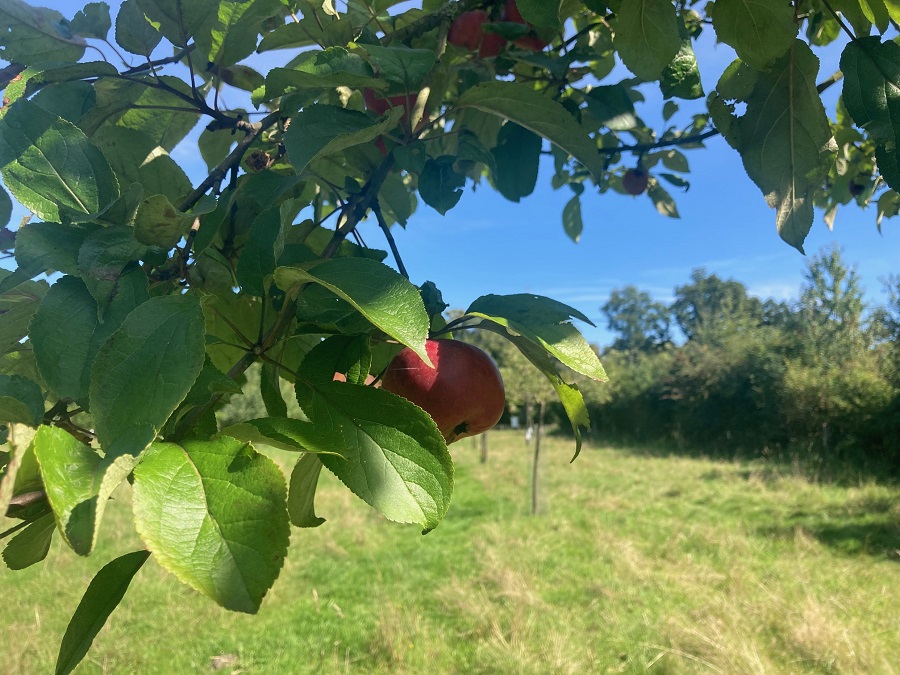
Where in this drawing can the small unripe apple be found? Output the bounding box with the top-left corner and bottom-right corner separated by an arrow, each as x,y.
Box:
623,168 -> 649,195
382,339 -> 506,444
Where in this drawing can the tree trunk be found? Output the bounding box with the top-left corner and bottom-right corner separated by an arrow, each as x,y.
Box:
531,400 -> 545,515
525,401 -> 533,447
480,431 -> 488,464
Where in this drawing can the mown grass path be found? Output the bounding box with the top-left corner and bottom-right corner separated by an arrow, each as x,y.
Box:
2,430 -> 898,673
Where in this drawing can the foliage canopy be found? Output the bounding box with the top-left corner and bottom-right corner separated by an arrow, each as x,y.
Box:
0,0 -> 898,671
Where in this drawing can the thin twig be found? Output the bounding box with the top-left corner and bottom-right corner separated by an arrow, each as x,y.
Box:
372,199 -> 409,279
122,45 -> 197,75
179,110 -> 282,212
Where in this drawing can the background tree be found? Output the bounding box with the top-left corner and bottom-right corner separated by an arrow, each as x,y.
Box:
602,285 -> 671,353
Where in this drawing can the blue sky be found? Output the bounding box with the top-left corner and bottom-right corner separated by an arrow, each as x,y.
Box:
7,2 -> 899,346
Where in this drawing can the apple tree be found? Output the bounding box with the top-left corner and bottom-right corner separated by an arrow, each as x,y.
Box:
0,0 -> 899,671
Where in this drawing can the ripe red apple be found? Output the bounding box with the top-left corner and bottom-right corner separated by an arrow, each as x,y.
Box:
479,31 -> 507,57
382,339 -> 506,444
503,0 -> 550,51
448,10 -> 507,57
449,10 -> 490,51
363,89 -> 412,117
623,168 -> 649,195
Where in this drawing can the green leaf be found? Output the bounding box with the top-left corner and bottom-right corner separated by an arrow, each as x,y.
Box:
288,454 -> 326,528
132,194 -> 193,250
260,362 -> 288,418
0,438 -> 28,520
33,426 -> 140,556
198,126 -> 236,172
283,104 -> 403,175
0,276 -> 46,357
1,62 -> 117,110
584,84 -> 638,131
90,294 -> 206,458
840,38 -> 900,190
115,0 -> 161,55
31,274 -> 148,406
91,126 -> 192,203
710,41 -> 835,251
219,417 -> 343,455
2,512 -> 54,569
300,335 -> 372,386
55,550 -> 150,675
82,76 -> 198,151
711,0 -> 797,72
514,0 -> 561,28
236,207 -> 284,297
859,0 -> 890,32
77,226 -> 148,315
70,2 -> 112,39
419,156 -> 467,214
132,438 -> 290,613
356,44 -> 436,90
613,0 -> 681,81
0,374 -> 43,426
492,122 -> 541,202
256,48 -> 383,104
456,82 -> 606,182
0,101 -> 119,223
660,31 -> 703,100
0,0 -> 86,64
7,222 -> 93,292
478,320 -> 591,460
275,258 -> 431,364
295,380 -> 453,532
648,181 -> 680,218
135,0 -> 218,47
197,0 -> 280,67
562,194 -> 583,243
465,294 -> 607,382
0,184 -> 10,227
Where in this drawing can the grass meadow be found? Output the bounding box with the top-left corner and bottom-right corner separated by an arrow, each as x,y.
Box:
1,430 -> 898,674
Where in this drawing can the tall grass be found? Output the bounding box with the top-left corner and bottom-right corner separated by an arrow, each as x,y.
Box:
2,430 -> 898,673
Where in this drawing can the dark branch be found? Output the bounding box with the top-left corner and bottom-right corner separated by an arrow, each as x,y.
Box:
373,199 -> 409,279
0,63 -> 25,90
122,45 -> 196,76
178,110 -> 282,212
382,0 -> 492,44
600,70 -> 843,157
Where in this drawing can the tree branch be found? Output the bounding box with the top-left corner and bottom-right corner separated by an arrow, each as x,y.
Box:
0,63 -> 25,90
382,0 -> 494,44
122,45 -> 196,76
178,110 -> 283,212
373,199 -> 409,279
600,70 -> 843,157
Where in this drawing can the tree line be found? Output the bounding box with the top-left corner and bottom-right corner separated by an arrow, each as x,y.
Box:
466,245 -> 899,480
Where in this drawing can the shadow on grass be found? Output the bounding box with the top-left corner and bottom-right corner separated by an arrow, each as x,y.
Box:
760,513 -> 900,563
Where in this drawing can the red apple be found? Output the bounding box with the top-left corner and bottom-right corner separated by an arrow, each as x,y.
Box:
449,10 -> 490,51
503,0 -> 550,51
504,0 -> 525,24
479,31 -> 507,57
623,168 -> 649,196
363,89 -> 412,117
448,10 -> 507,57
382,339 -> 506,444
